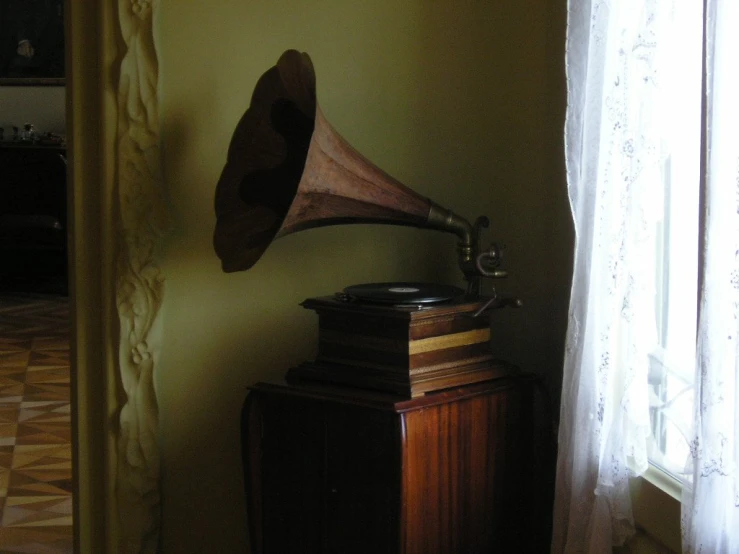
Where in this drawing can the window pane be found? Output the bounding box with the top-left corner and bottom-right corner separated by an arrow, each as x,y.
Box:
646,1 -> 703,483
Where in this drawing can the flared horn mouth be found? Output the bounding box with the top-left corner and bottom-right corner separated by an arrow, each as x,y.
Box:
212,50 -> 479,283
213,50 -> 317,272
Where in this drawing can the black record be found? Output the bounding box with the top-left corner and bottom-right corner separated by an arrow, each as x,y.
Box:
343,282 -> 464,305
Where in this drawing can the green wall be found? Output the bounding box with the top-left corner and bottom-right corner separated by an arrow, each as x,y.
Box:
157,0 -> 570,551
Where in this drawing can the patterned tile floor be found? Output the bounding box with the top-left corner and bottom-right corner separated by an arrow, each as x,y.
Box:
0,294 -> 72,554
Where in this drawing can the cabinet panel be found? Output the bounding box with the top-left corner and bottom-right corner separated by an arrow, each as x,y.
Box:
260,395 -> 325,554
244,375 -> 535,554
324,405 -> 400,554
401,383 -> 531,554
251,394 -> 402,554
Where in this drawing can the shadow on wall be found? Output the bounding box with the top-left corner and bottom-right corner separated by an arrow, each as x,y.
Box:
411,0 -> 572,406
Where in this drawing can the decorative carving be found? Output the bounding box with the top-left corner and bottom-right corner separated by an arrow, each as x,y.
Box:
114,0 -> 169,552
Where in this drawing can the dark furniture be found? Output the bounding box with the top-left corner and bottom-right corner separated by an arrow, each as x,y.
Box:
0,142 -> 67,292
290,296 -> 517,397
243,373 -> 537,554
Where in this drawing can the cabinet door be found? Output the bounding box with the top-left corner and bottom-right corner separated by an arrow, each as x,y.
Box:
259,394 -> 326,554
401,381 -> 534,554
249,392 -> 403,554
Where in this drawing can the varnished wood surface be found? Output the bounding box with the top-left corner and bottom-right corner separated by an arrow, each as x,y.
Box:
278,105 -> 432,236
270,368 -> 524,411
243,374 -> 537,553
286,358 -> 515,397
0,294 -> 73,553
299,296 -> 505,396
244,387 -> 401,554
400,381 -> 532,553
302,295 -> 495,324
213,50 -> 317,272
315,327 -> 490,355
409,328 -> 490,354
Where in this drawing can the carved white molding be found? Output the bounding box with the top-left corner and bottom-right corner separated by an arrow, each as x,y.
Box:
114,0 -> 169,552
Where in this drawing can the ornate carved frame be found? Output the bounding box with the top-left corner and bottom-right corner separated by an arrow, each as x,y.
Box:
69,1 -> 166,552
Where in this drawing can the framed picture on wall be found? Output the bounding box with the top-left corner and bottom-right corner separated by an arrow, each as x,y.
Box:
0,0 -> 65,85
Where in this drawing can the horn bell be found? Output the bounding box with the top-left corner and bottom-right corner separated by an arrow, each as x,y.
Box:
213,50 -> 440,273
215,50 -> 480,277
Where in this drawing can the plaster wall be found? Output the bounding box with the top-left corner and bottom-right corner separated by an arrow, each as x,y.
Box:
156,0 -> 570,551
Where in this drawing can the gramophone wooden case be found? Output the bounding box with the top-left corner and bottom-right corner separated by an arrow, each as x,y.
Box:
288,295 -> 517,397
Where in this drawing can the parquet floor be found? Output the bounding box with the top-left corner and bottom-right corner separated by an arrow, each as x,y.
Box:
0,294 -> 72,554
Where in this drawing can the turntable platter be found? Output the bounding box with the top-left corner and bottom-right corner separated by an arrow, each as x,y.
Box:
342,282 -> 464,305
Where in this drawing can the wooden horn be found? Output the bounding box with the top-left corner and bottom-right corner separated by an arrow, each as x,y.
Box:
214,49 -> 473,274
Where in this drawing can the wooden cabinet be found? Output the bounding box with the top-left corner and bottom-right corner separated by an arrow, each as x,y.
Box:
242,373 -> 537,554
0,143 -> 67,289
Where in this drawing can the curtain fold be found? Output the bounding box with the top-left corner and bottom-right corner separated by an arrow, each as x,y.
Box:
681,1 -> 739,552
554,1 -> 681,551
557,0 -> 739,552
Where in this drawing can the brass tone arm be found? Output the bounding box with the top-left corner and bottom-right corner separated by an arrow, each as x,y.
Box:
426,206 -> 511,297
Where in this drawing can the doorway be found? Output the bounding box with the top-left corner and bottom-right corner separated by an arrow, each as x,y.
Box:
0,16 -> 71,550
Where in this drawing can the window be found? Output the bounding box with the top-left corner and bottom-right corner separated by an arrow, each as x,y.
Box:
645,0 -> 703,487
556,0 -> 739,551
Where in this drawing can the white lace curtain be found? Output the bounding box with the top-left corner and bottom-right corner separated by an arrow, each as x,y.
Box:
553,0 -> 739,552
682,1 -> 739,552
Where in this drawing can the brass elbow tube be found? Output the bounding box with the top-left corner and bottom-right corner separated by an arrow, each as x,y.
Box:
427,203 -> 473,249
426,204 -> 482,289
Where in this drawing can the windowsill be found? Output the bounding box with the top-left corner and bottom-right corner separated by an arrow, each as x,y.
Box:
629,464 -> 682,552
642,464 -> 682,501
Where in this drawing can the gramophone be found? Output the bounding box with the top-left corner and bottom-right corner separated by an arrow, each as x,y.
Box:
214,50 -> 520,397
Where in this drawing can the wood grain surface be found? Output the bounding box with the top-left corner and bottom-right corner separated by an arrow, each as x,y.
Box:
242,374 -> 538,553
